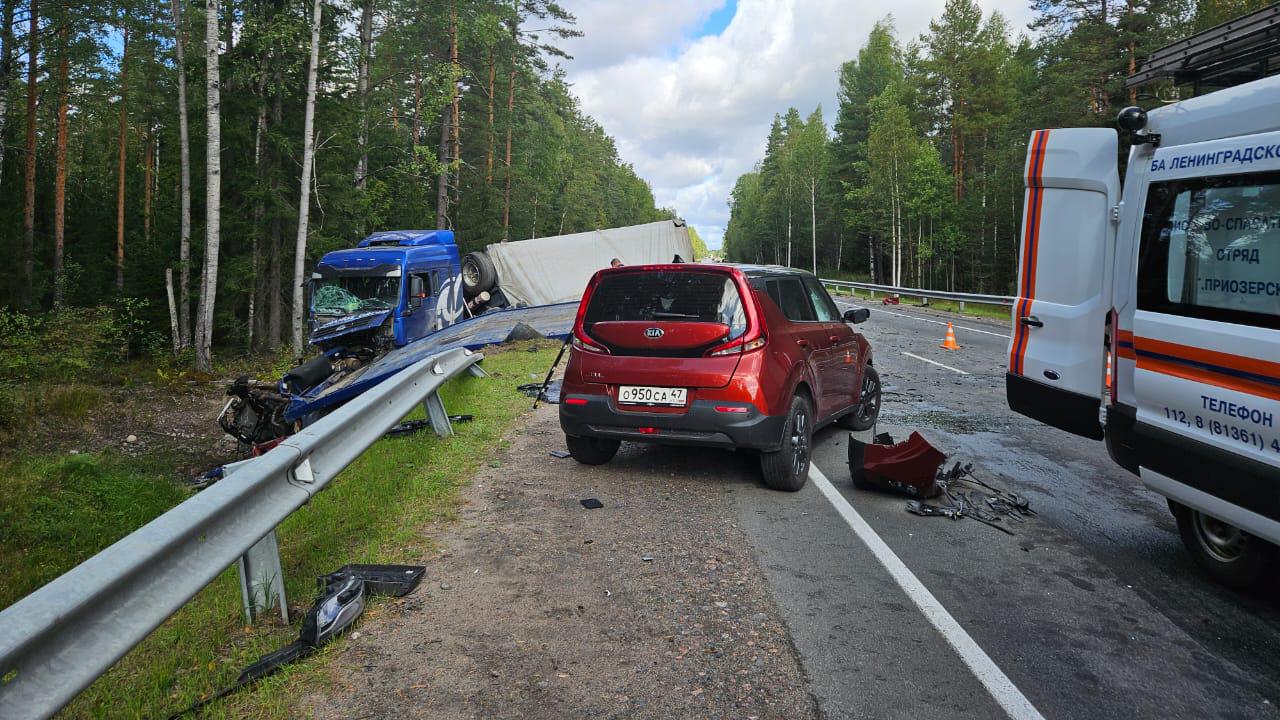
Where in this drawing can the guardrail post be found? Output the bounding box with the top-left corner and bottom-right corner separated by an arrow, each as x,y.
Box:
466,363 -> 488,378
921,296 -> 929,306
238,529 -> 288,624
959,301 -> 966,312
424,391 -> 453,437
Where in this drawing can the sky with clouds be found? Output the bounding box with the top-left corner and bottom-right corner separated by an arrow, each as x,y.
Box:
553,0 -> 1037,250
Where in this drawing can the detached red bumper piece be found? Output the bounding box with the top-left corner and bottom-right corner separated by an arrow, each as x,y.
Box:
848,431 -> 946,499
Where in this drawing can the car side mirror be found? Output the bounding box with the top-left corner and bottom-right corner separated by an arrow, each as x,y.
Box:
844,308 -> 870,324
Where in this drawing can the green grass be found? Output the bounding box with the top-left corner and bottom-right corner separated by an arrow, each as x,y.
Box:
1,342 -> 559,719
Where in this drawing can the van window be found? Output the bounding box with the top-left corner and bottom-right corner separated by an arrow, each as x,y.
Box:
1137,170 -> 1280,330
583,271 -> 748,339
764,278 -> 817,322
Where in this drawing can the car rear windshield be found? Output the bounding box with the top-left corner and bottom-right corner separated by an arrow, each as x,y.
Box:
584,271 -> 747,338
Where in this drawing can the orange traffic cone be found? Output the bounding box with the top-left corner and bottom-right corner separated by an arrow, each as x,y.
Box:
940,323 -> 960,350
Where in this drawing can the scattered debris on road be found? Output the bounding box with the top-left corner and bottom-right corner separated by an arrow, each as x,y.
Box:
385,415 -> 474,438
579,497 -> 604,509
549,449 -> 571,459
848,431 -> 946,498
170,564 -> 425,718
850,431 -> 1034,535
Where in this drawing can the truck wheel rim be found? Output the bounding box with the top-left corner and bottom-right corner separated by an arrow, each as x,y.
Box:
790,409 -> 809,475
462,262 -> 479,286
1194,512 -> 1246,562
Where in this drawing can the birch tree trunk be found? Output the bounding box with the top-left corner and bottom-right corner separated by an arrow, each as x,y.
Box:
52,28 -> 68,309
171,0 -> 192,347
115,27 -> 129,291
354,0 -> 372,191
195,0 -> 222,372
166,268 -> 180,356
20,0 -> 35,309
290,0 -> 322,355
809,177 -> 816,275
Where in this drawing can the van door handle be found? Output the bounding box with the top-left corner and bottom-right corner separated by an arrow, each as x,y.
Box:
796,339 -> 811,348
1020,315 -> 1043,328
828,335 -> 841,344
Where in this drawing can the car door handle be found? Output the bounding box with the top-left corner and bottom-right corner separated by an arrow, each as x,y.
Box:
796,339 -> 811,348
828,335 -> 841,344
1020,315 -> 1043,328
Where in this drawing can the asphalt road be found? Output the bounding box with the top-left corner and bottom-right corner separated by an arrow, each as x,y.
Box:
729,298 -> 1280,719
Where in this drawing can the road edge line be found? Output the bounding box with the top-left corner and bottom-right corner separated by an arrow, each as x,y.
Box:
901,351 -> 970,375
808,463 -> 1046,720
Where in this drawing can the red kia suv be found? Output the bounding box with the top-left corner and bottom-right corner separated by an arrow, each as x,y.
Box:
558,264 -> 879,491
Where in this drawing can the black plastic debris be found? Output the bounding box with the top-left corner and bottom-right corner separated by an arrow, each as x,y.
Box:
580,498 -> 604,509
168,564 -> 425,718
549,449 -> 571,459
517,379 -> 562,404
385,415 -> 474,438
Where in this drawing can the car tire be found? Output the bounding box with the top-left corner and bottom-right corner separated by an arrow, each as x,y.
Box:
837,364 -> 881,431
565,435 -> 620,465
759,394 -> 813,492
1172,501 -> 1276,589
461,251 -> 498,298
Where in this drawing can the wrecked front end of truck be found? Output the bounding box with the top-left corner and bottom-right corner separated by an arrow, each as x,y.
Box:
219,273 -> 403,448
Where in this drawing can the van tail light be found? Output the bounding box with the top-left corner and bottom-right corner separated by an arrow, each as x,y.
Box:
1107,309 -> 1118,406
705,272 -> 766,357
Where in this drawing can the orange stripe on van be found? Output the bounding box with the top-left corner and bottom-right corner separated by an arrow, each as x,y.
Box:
1133,337 -> 1280,403
1009,130 -> 1050,376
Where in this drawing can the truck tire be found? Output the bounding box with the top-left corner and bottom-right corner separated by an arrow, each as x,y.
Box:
565,435 -> 620,465
759,394 -> 812,492
1172,501 -> 1277,589
461,251 -> 497,298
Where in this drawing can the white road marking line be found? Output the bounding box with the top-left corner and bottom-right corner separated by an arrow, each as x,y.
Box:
902,351 -> 969,375
808,464 -> 1047,720
835,299 -> 1010,338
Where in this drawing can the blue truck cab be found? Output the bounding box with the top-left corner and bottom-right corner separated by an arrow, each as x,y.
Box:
308,230 -> 467,352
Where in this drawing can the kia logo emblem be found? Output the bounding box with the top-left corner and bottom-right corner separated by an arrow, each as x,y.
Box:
645,327 -> 664,339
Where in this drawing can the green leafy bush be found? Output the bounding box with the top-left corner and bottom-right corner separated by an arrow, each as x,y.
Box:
0,303 -> 166,383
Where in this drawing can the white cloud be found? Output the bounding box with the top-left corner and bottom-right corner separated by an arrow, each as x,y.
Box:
556,0 -> 1037,250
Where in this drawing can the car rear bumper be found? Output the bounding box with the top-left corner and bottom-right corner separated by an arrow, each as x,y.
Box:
559,395 -> 786,451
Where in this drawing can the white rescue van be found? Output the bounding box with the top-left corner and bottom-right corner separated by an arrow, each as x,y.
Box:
1006,73 -> 1280,588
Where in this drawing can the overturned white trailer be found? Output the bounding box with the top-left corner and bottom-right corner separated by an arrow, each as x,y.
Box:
460,219 -> 696,308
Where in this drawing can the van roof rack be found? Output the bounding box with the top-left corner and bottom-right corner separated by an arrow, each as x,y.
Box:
1127,4 -> 1280,93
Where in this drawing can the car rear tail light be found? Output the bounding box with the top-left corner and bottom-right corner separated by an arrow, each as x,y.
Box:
637,427 -> 659,434
704,271 -> 766,357
570,270 -> 610,354
572,334 -> 609,354
707,335 -> 765,356
564,397 -> 588,406
715,406 -> 749,414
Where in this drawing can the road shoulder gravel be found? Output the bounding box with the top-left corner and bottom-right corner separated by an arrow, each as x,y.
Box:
301,404 -> 818,720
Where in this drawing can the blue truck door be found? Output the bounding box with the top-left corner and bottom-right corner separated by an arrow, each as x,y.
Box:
401,270 -> 434,343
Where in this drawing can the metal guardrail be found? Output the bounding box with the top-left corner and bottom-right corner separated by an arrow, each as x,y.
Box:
819,278 -> 1015,309
0,347 -> 487,720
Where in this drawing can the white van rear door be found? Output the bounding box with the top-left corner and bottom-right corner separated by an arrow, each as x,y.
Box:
1007,128 -> 1119,440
